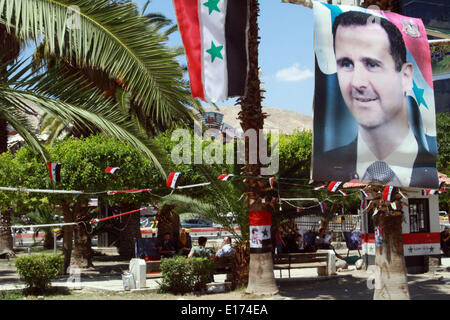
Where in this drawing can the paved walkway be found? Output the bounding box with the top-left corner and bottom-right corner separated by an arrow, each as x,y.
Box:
1,256 -> 449,294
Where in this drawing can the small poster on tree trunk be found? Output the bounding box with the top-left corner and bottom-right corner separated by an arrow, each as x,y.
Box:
311,2 -> 439,189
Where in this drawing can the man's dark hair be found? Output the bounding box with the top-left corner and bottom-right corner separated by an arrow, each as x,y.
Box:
224,236 -> 232,243
198,236 -> 207,245
332,11 -> 406,72
319,227 -> 326,234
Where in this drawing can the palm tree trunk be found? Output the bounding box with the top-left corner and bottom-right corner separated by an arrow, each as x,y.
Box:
373,211 -> 410,299
238,0 -> 278,296
62,201 -> 74,273
359,0 -> 409,300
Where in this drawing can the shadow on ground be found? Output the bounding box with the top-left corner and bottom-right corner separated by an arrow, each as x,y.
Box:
277,274 -> 449,300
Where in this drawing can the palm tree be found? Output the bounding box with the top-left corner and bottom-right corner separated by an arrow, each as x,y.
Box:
24,207 -> 62,250
0,0 -> 203,260
358,0 -> 410,300
161,167 -> 250,286
237,0 -> 278,295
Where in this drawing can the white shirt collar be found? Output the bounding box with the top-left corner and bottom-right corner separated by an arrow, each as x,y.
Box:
357,128 -> 418,187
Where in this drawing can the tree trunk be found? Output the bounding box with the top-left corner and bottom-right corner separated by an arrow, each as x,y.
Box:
156,205 -> 180,242
373,211 -> 410,300
0,208 -> 13,252
71,202 -> 93,268
117,203 -> 141,259
62,201 -> 74,273
43,232 -> 54,250
237,0 -> 278,295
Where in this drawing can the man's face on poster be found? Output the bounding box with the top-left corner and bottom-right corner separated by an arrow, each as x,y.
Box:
334,22 -> 413,130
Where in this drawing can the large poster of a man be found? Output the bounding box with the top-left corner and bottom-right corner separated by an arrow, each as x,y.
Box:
311,2 -> 439,189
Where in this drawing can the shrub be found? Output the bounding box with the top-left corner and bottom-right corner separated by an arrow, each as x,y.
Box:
157,256 -> 214,294
15,254 -> 64,294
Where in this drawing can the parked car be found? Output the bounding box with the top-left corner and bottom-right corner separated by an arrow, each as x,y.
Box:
181,218 -> 214,229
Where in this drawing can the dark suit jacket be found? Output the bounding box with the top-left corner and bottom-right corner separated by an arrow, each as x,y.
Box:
313,137 -> 439,189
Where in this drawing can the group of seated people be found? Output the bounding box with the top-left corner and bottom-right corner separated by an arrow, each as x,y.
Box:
158,231 -> 234,261
275,225 -> 338,255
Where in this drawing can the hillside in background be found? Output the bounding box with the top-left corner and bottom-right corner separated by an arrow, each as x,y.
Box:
200,106 -> 313,134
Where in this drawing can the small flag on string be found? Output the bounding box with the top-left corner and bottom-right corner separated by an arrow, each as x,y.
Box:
167,172 -> 183,189
382,186 -> 395,201
361,198 -> 368,210
327,181 -> 342,192
269,177 -> 275,189
360,190 -> 371,198
271,197 -> 278,205
422,189 -> 439,196
105,167 -> 120,174
218,174 -> 234,181
296,208 -> 302,213
338,189 -> 348,197
314,185 -> 326,191
46,162 -> 61,183
319,202 -> 326,214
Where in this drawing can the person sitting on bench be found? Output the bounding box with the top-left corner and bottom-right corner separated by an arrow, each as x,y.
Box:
316,228 -> 343,259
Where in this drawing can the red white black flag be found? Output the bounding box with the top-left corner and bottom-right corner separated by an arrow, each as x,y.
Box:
46,162 -> 61,183
173,0 -> 249,102
105,167 -> 120,174
382,186 -> 395,201
327,181 -> 343,192
314,185 -> 326,191
167,172 -> 183,189
218,174 -> 234,181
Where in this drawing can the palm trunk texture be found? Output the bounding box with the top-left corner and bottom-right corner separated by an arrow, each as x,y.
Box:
238,0 -> 278,296
359,0 -> 409,300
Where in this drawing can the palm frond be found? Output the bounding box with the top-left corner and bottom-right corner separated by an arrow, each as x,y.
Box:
1,0 -> 200,128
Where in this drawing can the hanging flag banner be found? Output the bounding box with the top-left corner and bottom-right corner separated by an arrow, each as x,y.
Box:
338,189 -> 348,196
249,210 -> 272,253
314,185 -> 326,191
167,172 -> 183,189
421,189 -> 439,196
360,190 -> 371,199
105,167 -> 120,174
311,2 -> 439,189
327,181 -> 343,192
382,186 -> 396,201
46,162 -> 61,183
218,174 -> 234,181
319,202 -> 326,214
173,0 -> 249,103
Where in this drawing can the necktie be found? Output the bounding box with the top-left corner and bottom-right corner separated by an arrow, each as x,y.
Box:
364,161 -> 396,185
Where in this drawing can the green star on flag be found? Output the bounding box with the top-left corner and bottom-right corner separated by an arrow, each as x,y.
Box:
206,41 -> 223,63
412,80 -> 428,110
203,0 -> 221,15
262,228 -> 269,237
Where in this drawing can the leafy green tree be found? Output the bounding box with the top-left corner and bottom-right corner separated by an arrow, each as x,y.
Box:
2,135 -> 166,270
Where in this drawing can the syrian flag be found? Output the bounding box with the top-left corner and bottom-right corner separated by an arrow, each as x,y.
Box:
296,208 -> 302,213
46,162 -> 61,183
249,210 -> 272,252
105,167 -> 120,174
271,197 -> 278,205
361,199 -> 368,210
360,190 -> 371,199
218,174 -> 234,181
422,189 -> 439,196
338,189 -> 348,197
173,0 -> 249,102
269,177 -> 275,189
327,181 -> 343,192
382,186 -> 395,201
314,185 -> 326,191
319,202 -> 326,214
167,172 -> 183,189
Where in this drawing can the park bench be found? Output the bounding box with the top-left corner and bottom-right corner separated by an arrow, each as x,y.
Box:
273,251 -> 336,278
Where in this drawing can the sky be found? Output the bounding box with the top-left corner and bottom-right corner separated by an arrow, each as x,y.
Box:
138,0 -> 316,116
20,1 -> 316,117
